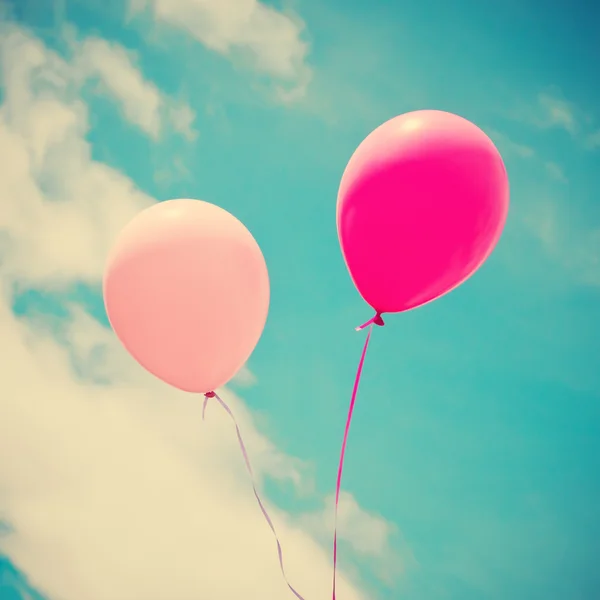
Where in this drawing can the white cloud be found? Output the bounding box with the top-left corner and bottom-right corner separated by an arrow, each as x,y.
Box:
506,90 -> 580,137
517,91 -> 600,156
231,363 -> 258,387
129,0 -> 312,98
487,129 -> 535,159
0,27 -> 202,285
0,23 -> 399,600
544,161 -> 567,183
0,31 -> 153,284
74,36 -> 164,138
71,32 -> 200,140
522,198 -> 600,286
486,129 -> 569,185
0,299 -> 368,600
168,102 -> 199,141
299,492 -> 413,586
302,492 -> 397,558
563,228 -> 600,286
522,200 -> 560,251
0,22 -> 197,142
508,89 -> 600,153
585,129 -> 600,150
153,155 -> 193,188
536,92 -> 578,134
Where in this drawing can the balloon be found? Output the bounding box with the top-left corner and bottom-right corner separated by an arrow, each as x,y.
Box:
103,199 -> 270,393
337,110 -> 509,315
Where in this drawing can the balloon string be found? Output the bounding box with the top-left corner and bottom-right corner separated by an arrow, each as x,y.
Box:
203,392 -> 306,600
332,316 -> 381,599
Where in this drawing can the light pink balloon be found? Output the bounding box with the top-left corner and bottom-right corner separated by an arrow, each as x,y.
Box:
337,110 -> 509,315
103,199 -> 270,393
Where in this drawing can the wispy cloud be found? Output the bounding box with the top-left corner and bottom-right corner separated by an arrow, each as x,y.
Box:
5,21 -> 199,142
0,301 -> 366,600
0,28 -> 153,284
0,26 -> 204,284
168,102 -> 198,141
128,0 -> 313,101
232,364 -> 258,387
487,129 -> 535,159
508,88 -> 600,153
74,36 -> 165,138
544,161 -> 567,183
486,129 -> 569,186
522,197 -> 600,286
507,89 -> 578,135
585,129 -> 600,150
72,32 -> 199,140
299,492 -> 415,586
0,21 -> 395,600
536,91 -> 578,134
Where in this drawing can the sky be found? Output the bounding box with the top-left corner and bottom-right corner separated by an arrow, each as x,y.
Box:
0,0 -> 598,599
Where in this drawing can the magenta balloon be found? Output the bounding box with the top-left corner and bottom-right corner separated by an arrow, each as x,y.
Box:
103,199 -> 270,393
337,110 -> 509,315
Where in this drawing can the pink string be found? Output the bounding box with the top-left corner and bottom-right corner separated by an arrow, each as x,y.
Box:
332,314 -> 382,599
203,391 -> 306,600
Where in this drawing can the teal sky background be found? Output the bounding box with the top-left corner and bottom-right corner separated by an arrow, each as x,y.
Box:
1,0 -> 599,599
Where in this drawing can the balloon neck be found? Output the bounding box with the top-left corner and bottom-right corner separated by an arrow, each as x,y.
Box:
204,391 -> 216,398
356,312 -> 385,331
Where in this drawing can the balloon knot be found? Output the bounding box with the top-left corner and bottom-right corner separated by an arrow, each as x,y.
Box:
204,391 -> 216,398
374,313 -> 385,326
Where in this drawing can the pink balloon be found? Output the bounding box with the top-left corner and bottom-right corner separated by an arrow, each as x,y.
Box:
103,199 -> 270,393
337,110 -> 509,315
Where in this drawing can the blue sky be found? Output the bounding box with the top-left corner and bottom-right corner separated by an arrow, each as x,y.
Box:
0,0 -> 599,599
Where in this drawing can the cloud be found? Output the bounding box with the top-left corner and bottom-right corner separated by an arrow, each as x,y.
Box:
0,26 -> 200,286
487,129 -> 535,159
129,0 -> 312,99
299,492 -> 415,586
74,36 -> 165,138
168,102 -> 199,141
544,161 -> 567,183
522,200 -> 560,251
564,229 -> 600,287
536,92 -> 578,134
518,90 -> 600,157
486,129 -> 569,186
507,89 -> 600,152
505,89 -> 579,136
231,364 -> 258,387
0,22 -> 197,142
0,29 -> 154,284
0,22 -> 399,600
71,32 -> 199,140
0,300 -> 368,600
585,129 -> 600,150
521,198 -> 600,286
153,155 -> 193,188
